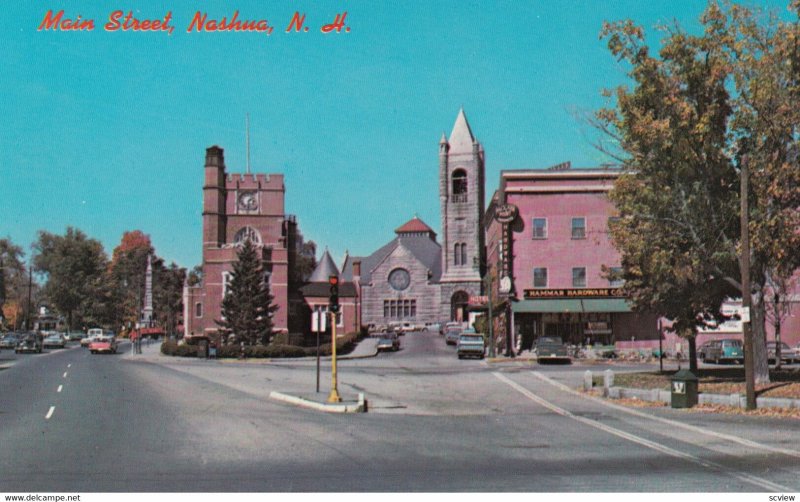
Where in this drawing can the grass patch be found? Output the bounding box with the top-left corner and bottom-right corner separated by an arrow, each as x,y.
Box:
608,368 -> 800,399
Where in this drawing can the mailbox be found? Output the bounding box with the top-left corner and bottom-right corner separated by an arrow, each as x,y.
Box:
670,368 -> 699,408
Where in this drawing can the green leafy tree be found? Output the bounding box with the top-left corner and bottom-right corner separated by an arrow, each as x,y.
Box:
0,238 -> 28,328
596,2 -> 800,384
154,262 -> 186,336
216,238 -> 278,346
33,228 -> 108,331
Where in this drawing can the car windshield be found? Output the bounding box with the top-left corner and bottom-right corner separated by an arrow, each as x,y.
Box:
460,335 -> 483,343
538,337 -> 563,344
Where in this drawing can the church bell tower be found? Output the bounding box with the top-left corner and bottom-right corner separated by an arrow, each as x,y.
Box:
438,109 -> 485,321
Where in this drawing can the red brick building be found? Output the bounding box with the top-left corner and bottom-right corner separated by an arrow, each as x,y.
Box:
183,146 -> 303,338
486,163 -> 659,352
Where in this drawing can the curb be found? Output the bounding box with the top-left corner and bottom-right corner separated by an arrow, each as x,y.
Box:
607,386 -> 800,410
269,391 -> 367,413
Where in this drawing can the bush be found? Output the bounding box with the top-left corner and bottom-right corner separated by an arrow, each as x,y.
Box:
304,332 -> 359,357
175,344 -> 199,357
271,333 -> 306,346
161,340 -> 178,356
216,344 -> 242,358
265,344 -> 307,358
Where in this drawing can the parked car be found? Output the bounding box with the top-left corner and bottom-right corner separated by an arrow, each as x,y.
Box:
534,336 -> 570,363
766,342 -> 798,364
0,334 -> 20,349
66,332 -> 85,342
16,335 -> 42,354
422,322 -> 441,333
377,332 -> 400,352
697,340 -> 716,361
444,327 -> 463,346
89,335 -> 118,354
457,333 -> 485,359
43,334 -> 66,349
702,338 -> 743,364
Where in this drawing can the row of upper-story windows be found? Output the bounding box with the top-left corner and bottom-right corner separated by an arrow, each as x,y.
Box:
532,217 -> 621,240
532,267 -> 624,288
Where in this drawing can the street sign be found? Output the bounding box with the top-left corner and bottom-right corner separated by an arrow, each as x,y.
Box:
499,276 -> 511,294
312,311 -> 327,332
468,295 -> 488,305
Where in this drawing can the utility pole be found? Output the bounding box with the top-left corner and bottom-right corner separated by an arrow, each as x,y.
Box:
741,156 -> 756,410
25,264 -> 33,331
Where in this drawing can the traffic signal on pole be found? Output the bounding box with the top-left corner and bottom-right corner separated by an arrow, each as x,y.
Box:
329,275 -> 340,313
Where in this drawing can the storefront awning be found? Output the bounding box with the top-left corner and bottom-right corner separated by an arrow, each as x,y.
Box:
512,298 -> 631,314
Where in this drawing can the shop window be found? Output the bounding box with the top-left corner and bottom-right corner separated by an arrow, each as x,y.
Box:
533,268 -> 548,288
571,217 -> 586,239
572,267 -> 587,288
608,267 -> 624,287
532,218 -> 547,239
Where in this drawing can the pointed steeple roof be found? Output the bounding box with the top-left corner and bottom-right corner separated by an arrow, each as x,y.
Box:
448,108 -> 476,153
309,249 -> 340,282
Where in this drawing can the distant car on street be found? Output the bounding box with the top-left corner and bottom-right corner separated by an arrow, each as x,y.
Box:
767,342 -> 798,364
66,332 -> 85,342
457,333 -> 485,359
422,322 -> 441,333
377,332 -> 400,352
43,334 -> 66,349
534,336 -> 570,363
444,328 -> 462,346
16,335 -> 42,354
89,335 -> 118,354
0,334 -> 20,349
702,338 -> 743,364
697,340 -> 716,361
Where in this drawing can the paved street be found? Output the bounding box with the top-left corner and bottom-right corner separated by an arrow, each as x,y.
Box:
1,333 -> 799,492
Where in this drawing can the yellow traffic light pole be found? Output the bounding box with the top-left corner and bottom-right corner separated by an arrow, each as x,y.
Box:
328,310 -> 341,403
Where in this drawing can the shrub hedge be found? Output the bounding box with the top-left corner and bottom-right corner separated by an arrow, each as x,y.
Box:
161,332 -> 362,359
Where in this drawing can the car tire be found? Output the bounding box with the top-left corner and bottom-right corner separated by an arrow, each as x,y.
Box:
458,354 -> 463,359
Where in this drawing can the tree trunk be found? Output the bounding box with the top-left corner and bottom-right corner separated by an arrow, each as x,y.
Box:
688,335 -> 698,373
774,314 -> 782,370
751,295 -> 770,384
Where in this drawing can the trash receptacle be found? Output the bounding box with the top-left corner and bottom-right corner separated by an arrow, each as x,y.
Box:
670,368 -> 698,408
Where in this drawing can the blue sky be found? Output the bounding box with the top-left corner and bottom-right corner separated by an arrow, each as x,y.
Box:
1,1 -> 792,269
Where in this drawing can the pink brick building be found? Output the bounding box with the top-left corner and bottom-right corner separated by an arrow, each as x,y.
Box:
183,146 -> 303,339
486,164 -> 659,352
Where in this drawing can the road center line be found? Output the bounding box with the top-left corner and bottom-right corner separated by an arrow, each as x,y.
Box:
492,372 -> 791,492
63,372 -> 68,378
530,370 -> 800,460
45,406 -> 55,419
57,385 -> 63,393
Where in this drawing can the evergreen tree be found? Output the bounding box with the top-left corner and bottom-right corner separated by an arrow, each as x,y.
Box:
216,238 -> 277,345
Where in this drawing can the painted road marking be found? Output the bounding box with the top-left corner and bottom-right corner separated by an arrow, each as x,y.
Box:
531,370 -> 800,460
493,372 -> 792,492
45,406 -> 55,420
67,364 -> 71,368
63,372 -> 68,378
57,385 -> 63,393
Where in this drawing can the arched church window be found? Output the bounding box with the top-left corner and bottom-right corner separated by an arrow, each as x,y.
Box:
460,243 -> 467,267
452,169 -> 467,203
454,243 -> 461,266
233,226 -> 262,246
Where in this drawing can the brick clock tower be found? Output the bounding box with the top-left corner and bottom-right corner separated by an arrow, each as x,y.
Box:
438,109 -> 485,321
184,146 -> 299,338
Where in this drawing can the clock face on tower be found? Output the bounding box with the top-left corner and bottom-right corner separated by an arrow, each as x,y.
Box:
237,191 -> 258,211
388,268 -> 411,291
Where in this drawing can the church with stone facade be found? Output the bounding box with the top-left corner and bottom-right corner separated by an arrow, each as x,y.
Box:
341,109 -> 486,327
